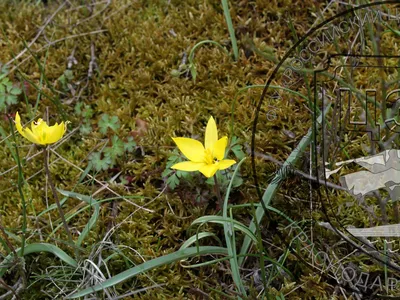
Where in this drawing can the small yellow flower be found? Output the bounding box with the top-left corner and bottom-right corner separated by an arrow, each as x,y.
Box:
15,112 -> 68,145
171,116 -> 236,178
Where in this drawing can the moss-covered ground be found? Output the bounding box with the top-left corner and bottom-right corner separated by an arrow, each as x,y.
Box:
0,0 -> 398,299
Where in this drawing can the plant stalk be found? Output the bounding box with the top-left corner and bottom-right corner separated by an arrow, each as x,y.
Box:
8,117 -> 27,257
213,174 -> 223,210
43,146 -> 73,247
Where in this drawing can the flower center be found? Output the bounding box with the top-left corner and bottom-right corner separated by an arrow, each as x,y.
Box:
204,148 -> 218,165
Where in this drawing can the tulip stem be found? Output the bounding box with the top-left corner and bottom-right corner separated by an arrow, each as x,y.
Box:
213,174 -> 223,210
43,147 -> 74,248
8,115 -> 27,257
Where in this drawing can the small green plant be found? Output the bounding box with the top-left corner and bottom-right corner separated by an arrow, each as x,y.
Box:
74,102 -> 94,135
162,148 -> 192,190
0,65 -> 21,110
57,69 -> 74,92
88,114 -> 137,172
227,135 -> 246,160
98,113 -> 120,134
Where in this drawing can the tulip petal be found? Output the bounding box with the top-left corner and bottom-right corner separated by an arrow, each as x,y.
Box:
31,119 -> 48,144
15,112 -> 24,135
218,159 -> 236,170
172,137 -> 205,162
171,161 -> 205,171
199,163 -> 220,178
45,122 -> 66,144
15,112 -> 41,144
213,136 -> 228,160
205,116 -> 218,150
22,128 -> 43,144
15,112 -> 22,130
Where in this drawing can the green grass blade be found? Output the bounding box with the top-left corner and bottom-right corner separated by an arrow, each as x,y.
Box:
58,189 -> 100,247
190,215 -> 258,244
67,246 -> 229,299
0,243 -> 78,277
47,195 -> 143,240
189,40 -> 227,63
188,40 -> 227,82
222,158 -> 247,297
180,232 -> 221,249
37,197 -> 68,217
221,0 -> 238,60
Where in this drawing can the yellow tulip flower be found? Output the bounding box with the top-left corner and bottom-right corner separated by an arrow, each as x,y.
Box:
15,112 -> 68,145
171,116 -> 236,178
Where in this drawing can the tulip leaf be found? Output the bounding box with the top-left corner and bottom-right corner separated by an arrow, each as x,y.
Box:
0,243 -> 78,278
57,189 -> 100,247
66,246 -> 229,298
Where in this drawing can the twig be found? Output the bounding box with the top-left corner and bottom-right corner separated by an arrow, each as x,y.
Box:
0,278 -> 21,300
0,221 -> 17,258
70,0 -> 111,28
88,42 -> 98,78
49,148 -> 154,213
67,47 -> 78,69
8,30 -> 108,75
